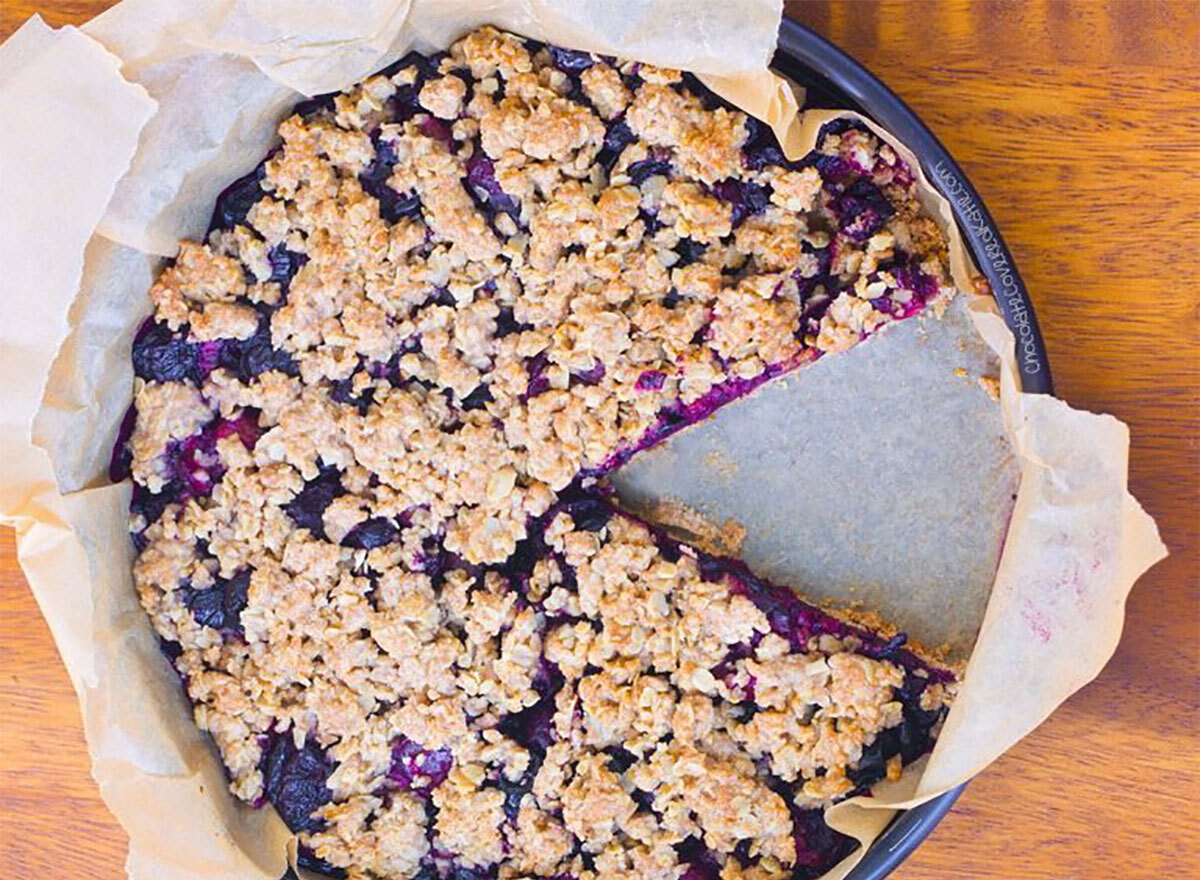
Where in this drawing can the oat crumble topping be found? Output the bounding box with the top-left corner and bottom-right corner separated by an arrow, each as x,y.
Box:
114,27 -> 959,880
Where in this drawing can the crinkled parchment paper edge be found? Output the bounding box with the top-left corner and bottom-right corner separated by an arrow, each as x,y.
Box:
0,5 -> 1167,880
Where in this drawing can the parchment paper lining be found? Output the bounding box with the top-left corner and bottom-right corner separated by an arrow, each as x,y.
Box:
0,4 -> 1166,879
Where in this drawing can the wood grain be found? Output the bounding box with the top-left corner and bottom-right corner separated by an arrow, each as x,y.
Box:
1,2 -> 1197,878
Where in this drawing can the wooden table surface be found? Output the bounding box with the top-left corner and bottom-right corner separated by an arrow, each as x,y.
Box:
1,1 -> 1197,878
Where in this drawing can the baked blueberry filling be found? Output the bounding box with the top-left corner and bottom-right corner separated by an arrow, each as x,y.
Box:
264,735 -> 335,834
283,467 -> 347,539
388,738 -> 455,794
179,569 -> 251,635
210,164 -> 267,232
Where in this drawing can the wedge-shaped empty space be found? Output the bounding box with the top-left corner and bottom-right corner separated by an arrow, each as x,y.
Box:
612,295 -> 1018,658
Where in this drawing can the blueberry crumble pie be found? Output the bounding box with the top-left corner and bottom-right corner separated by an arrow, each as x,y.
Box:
113,26 -> 960,880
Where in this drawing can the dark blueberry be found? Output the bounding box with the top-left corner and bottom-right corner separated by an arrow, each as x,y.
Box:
268,244 -> 308,288
292,846 -> 348,879
388,737 -> 454,793
267,342 -> 306,380
263,737 -> 333,834
561,497 -> 613,532
530,657 -> 566,702
180,569 -> 251,634
421,286 -> 455,308
361,138 -> 423,223
523,354 -> 552,400
181,583 -> 226,629
639,207 -> 665,235
811,152 -> 857,185
167,432 -> 212,487
410,865 -> 440,880
284,467 -> 346,537
496,693 -> 559,754
657,536 -> 683,563
388,81 -> 427,120
817,117 -> 860,139
744,143 -> 787,171
447,868 -> 497,880
458,384 -> 493,411
342,517 -> 399,550
711,178 -> 770,227
606,748 -> 637,774
377,185 -> 423,224
418,50 -> 451,77
793,241 -> 834,301
830,178 -> 895,242
740,116 -> 767,147
741,116 -> 788,171
631,786 -> 656,812
635,370 -> 666,391
896,671 -> 934,707
598,119 -> 637,171
673,237 -> 708,267
131,481 -> 181,530
870,295 -> 895,315
374,136 -> 398,168
420,116 -> 454,144
229,321 -> 300,382
627,158 -> 673,186
676,838 -> 721,880
848,727 -> 897,789
167,422 -> 227,497
330,375 -> 376,414
732,839 -> 753,866
379,49 -> 439,83
548,45 -> 595,72
896,699 -> 944,764
621,66 -> 645,93
292,92 -> 337,121
571,361 -> 605,386
209,163 -> 266,232
389,83 -> 423,122
465,153 -> 521,219
494,307 -> 530,338
495,525 -> 548,585
604,121 -> 633,151
132,320 -> 197,383
711,649 -> 756,701
790,804 -> 858,875
158,637 -> 184,662
895,263 -> 940,303
109,403 -> 137,483
679,860 -> 720,880
194,340 -> 226,377
495,774 -> 534,821
677,72 -> 738,112
214,410 -> 262,450
222,569 -> 251,628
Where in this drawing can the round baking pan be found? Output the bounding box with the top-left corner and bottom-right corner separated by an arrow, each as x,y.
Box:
281,21 -> 1052,880
773,16 -> 1053,880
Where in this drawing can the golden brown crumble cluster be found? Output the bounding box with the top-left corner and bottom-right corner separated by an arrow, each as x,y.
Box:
122,26 -> 958,880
